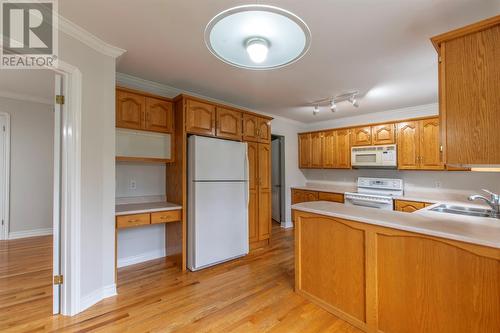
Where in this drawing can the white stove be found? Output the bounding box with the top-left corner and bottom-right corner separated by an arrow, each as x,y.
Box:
344,177 -> 403,210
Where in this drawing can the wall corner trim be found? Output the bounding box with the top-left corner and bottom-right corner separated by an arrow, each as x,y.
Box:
58,14 -> 126,58
281,221 -> 294,229
78,284 -> 117,314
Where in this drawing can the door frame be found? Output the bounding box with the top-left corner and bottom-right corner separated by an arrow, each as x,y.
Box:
52,60 -> 82,316
271,135 -> 286,226
0,112 -> 10,241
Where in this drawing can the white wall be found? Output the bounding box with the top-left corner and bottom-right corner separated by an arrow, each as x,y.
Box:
116,163 -> 166,267
59,31 -> 117,307
271,117 -> 307,227
0,97 -> 54,236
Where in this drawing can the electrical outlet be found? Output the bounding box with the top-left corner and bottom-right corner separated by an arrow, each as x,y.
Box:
435,181 -> 442,189
129,179 -> 137,190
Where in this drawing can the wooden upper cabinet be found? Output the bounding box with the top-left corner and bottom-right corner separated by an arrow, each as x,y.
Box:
397,121 -> 420,170
372,123 -> 395,145
432,16 -> 500,165
185,99 -> 216,136
145,97 -> 173,133
322,131 -> 336,168
258,118 -> 271,144
216,107 -> 242,140
299,133 -> 312,168
243,114 -> 259,142
420,118 -> 443,170
116,90 -> 146,130
335,129 -> 351,169
351,126 -> 372,146
310,132 -> 323,168
398,118 -> 444,170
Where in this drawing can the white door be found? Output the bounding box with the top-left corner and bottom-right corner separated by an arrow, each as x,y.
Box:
53,75 -> 62,314
0,113 -> 9,240
271,139 -> 281,222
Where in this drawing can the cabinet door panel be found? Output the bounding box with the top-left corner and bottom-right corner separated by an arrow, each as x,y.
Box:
258,118 -> 271,144
322,131 -> 336,168
372,124 -> 395,145
318,192 -> 344,203
311,132 -> 323,168
116,90 -> 145,130
299,133 -> 312,168
335,130 -> 351,169
420,118 -> 444,170
186,99 -> 216,136
397,121 -> 420,170
247,142 -> 259,242
216,107 -> 242,140
258,144 -> 271,240
351,126 -> 372,146
243,114 -> 259,142
145,97 -> 173,133
394,200 -> 427,213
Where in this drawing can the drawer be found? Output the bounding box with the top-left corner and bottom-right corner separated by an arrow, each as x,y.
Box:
116,213 -> 150,229
394,200 -> 431,213
318,192 -> 344,203
151,210 -> 181,224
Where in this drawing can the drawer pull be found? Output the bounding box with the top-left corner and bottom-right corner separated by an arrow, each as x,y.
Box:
128,219 -> 139,223
160,216 -> 168,219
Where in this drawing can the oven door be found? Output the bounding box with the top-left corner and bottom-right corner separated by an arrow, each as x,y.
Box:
345,193 -> 394,210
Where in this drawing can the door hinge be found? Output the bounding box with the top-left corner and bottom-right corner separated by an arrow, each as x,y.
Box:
1,219 -> 4,225
53,275 -> 63,285
55,95 -> 65,105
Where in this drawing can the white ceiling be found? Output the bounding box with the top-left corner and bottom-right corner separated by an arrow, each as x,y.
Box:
59,0 -> 499,123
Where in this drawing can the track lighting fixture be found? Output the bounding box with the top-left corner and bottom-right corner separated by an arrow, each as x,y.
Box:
349,96 -> 359,108
309,91 -> 359,115
330,100 -> 337,112
313,105 -> 320,115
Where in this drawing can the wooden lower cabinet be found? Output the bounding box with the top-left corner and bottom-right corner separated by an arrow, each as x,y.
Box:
394,199 -> 432,213
294,211 -> 500,333
291,189 -> 319,204
247,142 -> 271,249
318,192 -> 344,203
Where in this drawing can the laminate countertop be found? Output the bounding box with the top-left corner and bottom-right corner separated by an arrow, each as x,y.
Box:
291,184 -> 479,205
292,201 -> 500,249
116,202 -> 182,216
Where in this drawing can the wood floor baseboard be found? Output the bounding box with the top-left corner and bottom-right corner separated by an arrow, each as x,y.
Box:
8,228 -> 53,240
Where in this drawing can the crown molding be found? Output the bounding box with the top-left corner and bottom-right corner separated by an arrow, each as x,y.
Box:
116,72 -> 304,127
0,90 -> 53,105
58,14 -> 126,58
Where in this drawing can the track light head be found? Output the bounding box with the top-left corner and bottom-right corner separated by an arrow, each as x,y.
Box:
349,96 -> 359,108
313,105 -> 319,115
330,100 -> 337,112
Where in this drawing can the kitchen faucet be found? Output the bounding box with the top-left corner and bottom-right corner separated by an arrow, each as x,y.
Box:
468,189 -> 500,218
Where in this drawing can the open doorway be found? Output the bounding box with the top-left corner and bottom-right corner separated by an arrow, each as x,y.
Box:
0,70 -> 63,321
271,135 -> 286,227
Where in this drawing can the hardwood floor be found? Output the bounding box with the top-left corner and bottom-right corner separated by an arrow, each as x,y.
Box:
1,225 -> 362,333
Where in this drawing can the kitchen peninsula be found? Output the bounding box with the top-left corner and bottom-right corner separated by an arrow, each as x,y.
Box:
292,201 -> 500,333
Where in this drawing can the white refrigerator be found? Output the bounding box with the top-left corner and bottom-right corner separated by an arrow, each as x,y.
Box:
188,135 -> 249,271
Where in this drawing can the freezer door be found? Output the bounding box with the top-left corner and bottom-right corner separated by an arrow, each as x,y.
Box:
188,181 -> 249,270
189,135 -> 247,181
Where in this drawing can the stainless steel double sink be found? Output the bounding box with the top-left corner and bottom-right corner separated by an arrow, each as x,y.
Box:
429,204 -> 499,219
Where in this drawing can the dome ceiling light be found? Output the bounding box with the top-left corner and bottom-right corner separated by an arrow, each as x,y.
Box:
310,91 -> 360,115
205,5 -> 311,70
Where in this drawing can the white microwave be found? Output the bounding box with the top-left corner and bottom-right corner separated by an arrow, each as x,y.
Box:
351,144 -> 397,168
